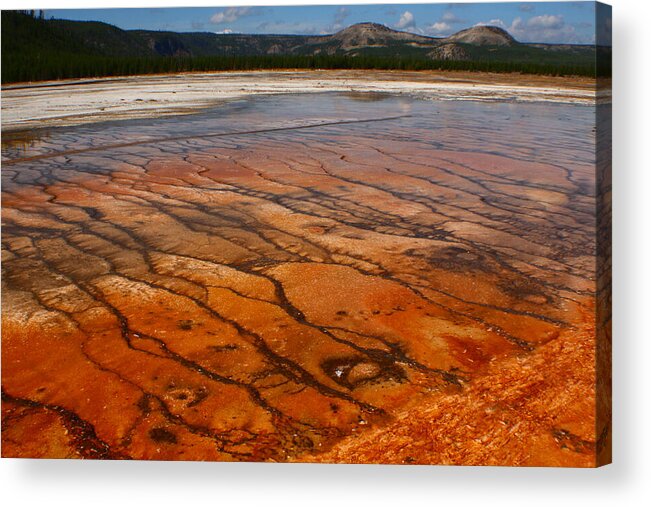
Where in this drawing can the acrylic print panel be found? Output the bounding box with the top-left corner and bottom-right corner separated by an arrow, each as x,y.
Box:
0,2 -> 611,466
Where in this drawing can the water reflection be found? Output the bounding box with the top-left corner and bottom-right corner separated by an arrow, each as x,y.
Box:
1,92 -> 594,170
1,127 -> 50,157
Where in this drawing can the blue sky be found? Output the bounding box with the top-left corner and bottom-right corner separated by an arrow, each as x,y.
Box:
47,2 -> 599,44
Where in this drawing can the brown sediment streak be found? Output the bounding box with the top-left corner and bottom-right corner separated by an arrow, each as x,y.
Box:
2,94 -> 597,465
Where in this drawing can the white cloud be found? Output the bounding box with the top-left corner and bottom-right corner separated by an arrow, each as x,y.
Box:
214,28 -> 234,34
527,14 -> 565,30
475,14 -> 588,44
426,22 -> 452,36
334,7 -> 349,25
331,7 -> 350,31
395,11 -> 415,30
475,19 -> 508,29
441,11 -> 463,24
511,17 -> 525,32
210,7 -> 252,25
516,15 -> 578,43
425,10 -> 464,36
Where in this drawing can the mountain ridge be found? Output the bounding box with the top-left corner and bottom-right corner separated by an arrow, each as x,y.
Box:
1,12 -> 603,82
3,12 -> 595,59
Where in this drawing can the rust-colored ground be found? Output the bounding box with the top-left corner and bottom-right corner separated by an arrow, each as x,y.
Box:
2,93 -> 603,465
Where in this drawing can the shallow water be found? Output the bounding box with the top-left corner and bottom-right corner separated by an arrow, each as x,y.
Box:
2,92 -> 595,167
2,92 -> 599,464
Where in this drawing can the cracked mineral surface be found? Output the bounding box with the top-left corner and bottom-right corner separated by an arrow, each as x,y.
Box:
2,78 -> 604,466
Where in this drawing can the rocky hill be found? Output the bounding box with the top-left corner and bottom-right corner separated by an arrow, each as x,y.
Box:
446,26 -> 516,47
324,22 -> 435,50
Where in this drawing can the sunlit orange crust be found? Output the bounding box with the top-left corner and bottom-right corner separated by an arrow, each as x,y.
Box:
2,94 -> 603,465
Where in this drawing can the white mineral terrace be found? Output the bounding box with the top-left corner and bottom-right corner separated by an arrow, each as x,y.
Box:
1,70 -> 600,131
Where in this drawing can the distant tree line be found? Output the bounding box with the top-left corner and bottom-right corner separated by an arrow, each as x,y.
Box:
2,53 -> 601,84
15,9 -> 45,19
